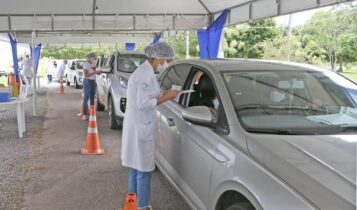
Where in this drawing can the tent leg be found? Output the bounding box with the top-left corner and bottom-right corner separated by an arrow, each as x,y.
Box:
32,31 -> 37,116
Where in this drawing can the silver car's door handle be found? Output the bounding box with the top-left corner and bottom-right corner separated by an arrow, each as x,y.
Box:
167,118 -> 175,127
207,149 -> 228,162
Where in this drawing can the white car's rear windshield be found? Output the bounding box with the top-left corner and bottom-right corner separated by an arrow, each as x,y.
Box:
223,70 -> 357,135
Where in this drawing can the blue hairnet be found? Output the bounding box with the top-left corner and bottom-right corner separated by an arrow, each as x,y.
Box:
147,42 -> 175,59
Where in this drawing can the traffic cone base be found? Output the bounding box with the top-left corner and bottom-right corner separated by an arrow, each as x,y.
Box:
58,83 -> 64,93
121,193 -> 138,210
81,105 -> 105,155
80,147 -> 105,155
77,91 -> 89,116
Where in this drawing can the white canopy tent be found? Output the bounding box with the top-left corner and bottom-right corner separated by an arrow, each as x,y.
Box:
0,0 -> 353,44
1,0 -> 353,116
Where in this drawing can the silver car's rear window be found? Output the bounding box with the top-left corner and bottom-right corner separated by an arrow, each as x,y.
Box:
117,55 -> 147,73
222,70 -> 357,135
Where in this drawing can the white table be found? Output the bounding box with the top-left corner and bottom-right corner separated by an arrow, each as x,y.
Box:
0,98 -> 29,138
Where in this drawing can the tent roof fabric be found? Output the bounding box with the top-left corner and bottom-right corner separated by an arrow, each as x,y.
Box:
0,0 -> 353,44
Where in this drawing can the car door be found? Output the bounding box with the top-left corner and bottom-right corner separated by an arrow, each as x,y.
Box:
98,55 -> 114,107
157,65 -> 226,209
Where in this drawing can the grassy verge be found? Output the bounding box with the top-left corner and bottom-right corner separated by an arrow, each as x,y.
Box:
341,72 -> 357,82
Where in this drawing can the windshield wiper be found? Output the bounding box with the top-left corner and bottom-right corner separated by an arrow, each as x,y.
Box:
246,128 -> 312,135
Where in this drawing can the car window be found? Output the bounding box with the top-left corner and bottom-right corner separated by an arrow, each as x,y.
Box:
76,60 -> 85,69
182,69 -> 219,112
70,62 -> 76,70
160,64 -> 191,103
102,55 -> 114,70
117,55 -> 147,73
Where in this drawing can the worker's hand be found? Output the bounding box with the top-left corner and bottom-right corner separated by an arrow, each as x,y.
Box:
165,90 -> 180,100
96,70 -> 102,75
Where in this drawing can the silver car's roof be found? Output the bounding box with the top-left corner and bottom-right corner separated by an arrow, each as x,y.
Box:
174,59 -> 329,73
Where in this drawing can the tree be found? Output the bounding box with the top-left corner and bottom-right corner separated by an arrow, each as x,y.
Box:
167,31 -> 199,60
298,6 -> 357,71
224,19 -> 280,58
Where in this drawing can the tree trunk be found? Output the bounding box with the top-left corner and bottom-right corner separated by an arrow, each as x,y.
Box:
330,52 -> 336,71
338,57 -> 343,72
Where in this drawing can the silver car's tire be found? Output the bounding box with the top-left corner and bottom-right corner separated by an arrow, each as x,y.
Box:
66,75 -> 70,86
74,77 -> 80,89
108,96 -> 122,129
226,202 -> 255,210
96,90 -> 105,111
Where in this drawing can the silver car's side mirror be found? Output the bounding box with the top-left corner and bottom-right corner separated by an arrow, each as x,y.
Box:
182,106 -> 213,125
99,68 -> 111,73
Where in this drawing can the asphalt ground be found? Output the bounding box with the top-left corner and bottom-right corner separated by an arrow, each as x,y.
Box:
21,83 -> 190,210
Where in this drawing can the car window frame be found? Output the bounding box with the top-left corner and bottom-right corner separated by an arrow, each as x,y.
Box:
160,64 -> 229,134
159,64 -> 192,104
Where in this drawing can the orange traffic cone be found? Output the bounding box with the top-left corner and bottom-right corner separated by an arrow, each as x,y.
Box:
81,105 -> 105,155
77,91 -> 89,117
58,82 -> 64,93
121,193 -> 138,210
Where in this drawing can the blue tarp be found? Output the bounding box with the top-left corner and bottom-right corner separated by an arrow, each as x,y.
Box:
151,33 -> 161,45
125,43 -> 136,52
8,33 -> 19,81
30,44 -> 42,74
197,9 -> 228,59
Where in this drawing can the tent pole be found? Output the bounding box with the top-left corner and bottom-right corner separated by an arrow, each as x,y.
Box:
185,31 -> 190,59
32,30 -> 37,116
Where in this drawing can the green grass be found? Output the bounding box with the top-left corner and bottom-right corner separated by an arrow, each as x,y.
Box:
341,72 -> 357,82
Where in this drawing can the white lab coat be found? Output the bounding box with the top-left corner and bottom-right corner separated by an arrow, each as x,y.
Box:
121,61 -> 161,172
56,63 -> 66,80
22,57 -> 33,78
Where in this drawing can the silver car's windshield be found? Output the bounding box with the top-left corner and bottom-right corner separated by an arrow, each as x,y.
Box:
223,70 -> 357,135
117,55 -> 147,73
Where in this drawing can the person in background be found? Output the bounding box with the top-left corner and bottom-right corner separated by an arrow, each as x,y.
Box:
121,42 -> 179,210
56,60 -> 68,83
46,60 -> 56,84
22,55 -> 32,85
82,53 -> 101,120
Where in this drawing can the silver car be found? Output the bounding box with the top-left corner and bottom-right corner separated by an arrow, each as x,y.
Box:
155,59 -> 357,210
96,51 -> 147,129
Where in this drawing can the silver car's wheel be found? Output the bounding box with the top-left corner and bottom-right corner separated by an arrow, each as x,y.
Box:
66,75 -> 70,86
74,77 -> 80,89
108,96 -> 121,129
226,202 -> 255,210
96,90 -> 105,111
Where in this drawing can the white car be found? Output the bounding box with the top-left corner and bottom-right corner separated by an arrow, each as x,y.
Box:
65,59 -> 86,89
96,51 -> 148,129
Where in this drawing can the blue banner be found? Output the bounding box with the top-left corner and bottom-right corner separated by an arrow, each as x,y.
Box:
30,44 -> 42,74
125,43 -> 136,52
8,33 -> 19,81
151,33 -> 161,45
197,9 -> 228,59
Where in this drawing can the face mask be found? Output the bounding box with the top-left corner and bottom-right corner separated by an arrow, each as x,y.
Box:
156,61 -> 168,73
271,91 -> 286,102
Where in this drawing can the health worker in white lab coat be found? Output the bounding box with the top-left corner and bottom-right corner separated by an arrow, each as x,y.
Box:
121,42 -> 179,210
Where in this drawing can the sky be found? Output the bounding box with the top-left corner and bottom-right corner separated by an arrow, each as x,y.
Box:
275,6 -> 331,27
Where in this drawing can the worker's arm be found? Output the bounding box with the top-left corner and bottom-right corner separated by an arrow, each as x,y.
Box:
83,69 -> 101,78
157,90 -> 179,106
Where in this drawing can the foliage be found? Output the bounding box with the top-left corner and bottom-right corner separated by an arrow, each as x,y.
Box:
41,46 -> 117,59
224,19 -> 280,58
167,32 -> 199,60
297,6 -> 357,70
